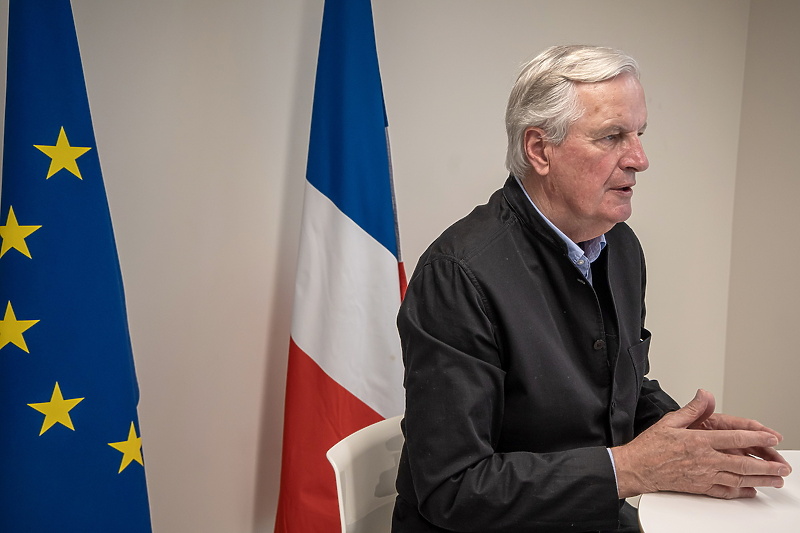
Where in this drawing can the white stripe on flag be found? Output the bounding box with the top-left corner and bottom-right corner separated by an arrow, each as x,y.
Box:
291,181 -> 404,418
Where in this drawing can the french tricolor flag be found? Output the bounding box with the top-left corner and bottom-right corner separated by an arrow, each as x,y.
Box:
274,0 -> 406,531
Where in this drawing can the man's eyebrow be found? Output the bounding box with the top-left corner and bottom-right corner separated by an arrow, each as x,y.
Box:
592,124 -> 625,136
594,122 -> 648,136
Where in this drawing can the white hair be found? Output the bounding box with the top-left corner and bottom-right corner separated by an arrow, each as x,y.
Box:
504,45 -> 640,179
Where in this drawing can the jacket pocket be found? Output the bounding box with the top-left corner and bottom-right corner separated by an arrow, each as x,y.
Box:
627,328 -> 651,383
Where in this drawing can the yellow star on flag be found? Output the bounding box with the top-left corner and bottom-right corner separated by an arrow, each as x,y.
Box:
28,382 -> 85,436
0,301 -> 40,353
33,126 -> 92,179
108,422 -> 144,473
0,206 -> 42,259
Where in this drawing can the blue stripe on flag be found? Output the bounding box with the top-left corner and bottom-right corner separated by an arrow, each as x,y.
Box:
306,0 -> 399,258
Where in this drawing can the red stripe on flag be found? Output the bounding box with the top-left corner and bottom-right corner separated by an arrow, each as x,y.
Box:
275,338 -> 384,533
399,261 -> 408,300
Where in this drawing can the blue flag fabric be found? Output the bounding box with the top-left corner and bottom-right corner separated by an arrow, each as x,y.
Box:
0,1 -> 152,530
306,0 -> 400,258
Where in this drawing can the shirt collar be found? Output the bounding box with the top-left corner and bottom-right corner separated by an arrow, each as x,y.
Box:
514,176 -> 606,265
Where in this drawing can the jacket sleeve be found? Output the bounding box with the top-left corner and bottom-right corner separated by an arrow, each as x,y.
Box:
397,256 -> 621,533
635,377 -> 680,435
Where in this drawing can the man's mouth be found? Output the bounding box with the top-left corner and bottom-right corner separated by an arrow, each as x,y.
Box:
611,184 -> 635,196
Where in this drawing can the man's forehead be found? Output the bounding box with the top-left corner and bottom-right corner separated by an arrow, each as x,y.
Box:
573,77 -> 647,126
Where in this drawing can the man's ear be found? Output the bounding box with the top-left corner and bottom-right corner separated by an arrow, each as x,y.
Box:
524,127 -> 550,175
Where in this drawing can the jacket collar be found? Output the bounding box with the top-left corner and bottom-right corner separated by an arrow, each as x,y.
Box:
501,175 -> 570,255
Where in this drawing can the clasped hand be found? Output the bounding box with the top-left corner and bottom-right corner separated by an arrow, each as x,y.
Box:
612,389 -> 792,499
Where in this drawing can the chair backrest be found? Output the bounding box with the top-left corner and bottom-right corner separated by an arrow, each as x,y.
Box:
326,415 -> 404,533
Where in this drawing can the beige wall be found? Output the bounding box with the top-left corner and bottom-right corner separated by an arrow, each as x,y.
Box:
0,1 -> 793,532
724,0 -> 800,448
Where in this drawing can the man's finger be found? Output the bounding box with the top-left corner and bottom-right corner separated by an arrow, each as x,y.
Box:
722,446 -> 793,469
701,429 -> 779,452
702,412 -> 785,441
750,447 -> 793,468
663,389 -> 716,429
705,485 -> 758,500
712,470 -> 786,489
712,449 -> 790,477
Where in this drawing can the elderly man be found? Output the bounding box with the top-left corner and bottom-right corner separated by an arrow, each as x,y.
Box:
392,45 -> 790,533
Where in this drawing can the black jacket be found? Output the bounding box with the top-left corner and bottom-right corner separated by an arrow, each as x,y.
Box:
392,177 -> 678,532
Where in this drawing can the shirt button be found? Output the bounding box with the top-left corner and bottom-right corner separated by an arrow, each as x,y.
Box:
593,339 -> 606,350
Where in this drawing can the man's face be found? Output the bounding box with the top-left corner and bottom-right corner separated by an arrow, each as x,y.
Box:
530,73 -> 649,242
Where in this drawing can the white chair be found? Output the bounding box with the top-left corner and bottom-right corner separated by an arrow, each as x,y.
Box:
326,415 -> 404,533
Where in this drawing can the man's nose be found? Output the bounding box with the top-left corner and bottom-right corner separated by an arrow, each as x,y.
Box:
622,136 -> 649,172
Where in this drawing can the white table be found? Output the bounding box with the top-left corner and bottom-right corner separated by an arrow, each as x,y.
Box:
638,450 -> 800,532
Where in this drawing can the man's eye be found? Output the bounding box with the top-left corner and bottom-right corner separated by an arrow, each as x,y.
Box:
603,134 -> 619,142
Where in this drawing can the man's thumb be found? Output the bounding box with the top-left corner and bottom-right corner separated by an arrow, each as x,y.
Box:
663,389 -> 716,429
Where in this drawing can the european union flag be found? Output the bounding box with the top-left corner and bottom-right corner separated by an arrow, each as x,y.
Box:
0,1 -> 152,530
